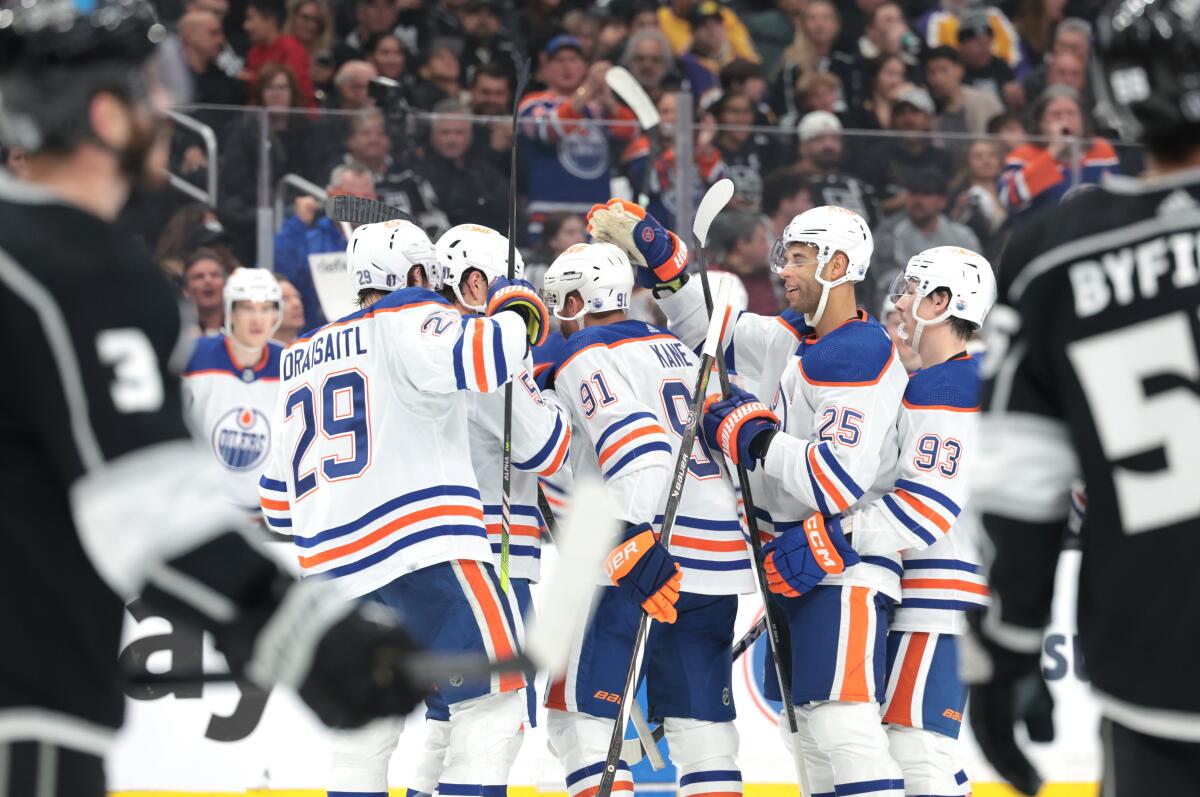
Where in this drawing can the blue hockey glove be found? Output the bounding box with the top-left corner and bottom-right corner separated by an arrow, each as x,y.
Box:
604,522 -> 682,623
487,277 -> 549,347
763,513 -> 860,597
701,386 -> 779,470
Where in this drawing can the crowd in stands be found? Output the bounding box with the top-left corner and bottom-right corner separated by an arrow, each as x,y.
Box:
1,0 -> 1138,332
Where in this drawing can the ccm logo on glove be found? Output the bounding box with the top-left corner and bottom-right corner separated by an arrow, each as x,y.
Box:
804,514 -> 845,573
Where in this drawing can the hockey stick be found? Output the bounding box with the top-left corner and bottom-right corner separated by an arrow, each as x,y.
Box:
324,194 -> 419,226
620,614 -> 767,765
499,59 -> 531,594
604,66 -> 659,208
596,279 -> 734,796
691,178 -> 806,776
131,477 -> 619,689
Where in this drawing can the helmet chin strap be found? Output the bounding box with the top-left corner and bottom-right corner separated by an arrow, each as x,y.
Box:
804,253 -> 852,328
909,305 -> 955,352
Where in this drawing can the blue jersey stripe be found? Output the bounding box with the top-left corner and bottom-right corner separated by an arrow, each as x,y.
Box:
321,525 -> 488,578
603,441 -> 672,479
452,321 -> 468,390
490,319 -> 506,385
861,555 -> 903,577
817,442 -> 864,500
489,543 -> 542,558
259,476 -> 288,492
898,598 -> 986,611
514,415 -> 563,471
883,495 -> 939,547
902,559 -> 980,573
679,770 -> 743,786
482,504 -> 543,520
896,478 -> 961,516
594,411 -> 658,455
295,485 -> 482,548
674,556 -> 752,572
652,514 -> 744,531
265,515 -> 292,529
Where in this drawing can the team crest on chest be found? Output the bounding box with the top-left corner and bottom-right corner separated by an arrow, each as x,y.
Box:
211,406 -> 271,471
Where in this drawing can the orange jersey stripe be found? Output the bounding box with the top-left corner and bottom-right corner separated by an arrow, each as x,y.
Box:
485,523 -> 542,539
901,578 -> 990,596
883,631 -> 929,726
298,504 -> 484,568
472,318 -> 489,392
901,397 -> 980,413
597,425 -> 666,468
576,781 -> 635,797
840,586 -> 871,701
260,496 -> 289,511
540,426 -> 572,476
808,446 -> 850,513
459,559 -> 522,693
896,489 -> 951,533
670,535 -> 748,553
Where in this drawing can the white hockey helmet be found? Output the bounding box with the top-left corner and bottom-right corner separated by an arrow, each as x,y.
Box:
770,205 -> 873,327
707,270 -> 749,315
888,245 -> 997,350
541,243 -> 634,321
347,219 -> 441,293
435,223 -> 525,311
223,267 -> 282,336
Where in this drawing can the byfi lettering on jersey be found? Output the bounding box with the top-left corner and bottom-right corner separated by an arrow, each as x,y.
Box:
1069,231 -> 1200,317
282,326 -> 369,380
649,341 -> 694,369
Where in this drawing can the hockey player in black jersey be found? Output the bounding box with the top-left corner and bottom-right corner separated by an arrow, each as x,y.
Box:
968,1 -> 1200,794
0,1 -> 428,792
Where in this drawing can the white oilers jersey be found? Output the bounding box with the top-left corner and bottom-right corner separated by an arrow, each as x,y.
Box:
847,355 -> 987,633
257,287 -> 530,599
182,335 -> 282,513
658,278 -> 810,399
555,320 -> 753,595
467,353 -> 571,583
760,312 -> 908,600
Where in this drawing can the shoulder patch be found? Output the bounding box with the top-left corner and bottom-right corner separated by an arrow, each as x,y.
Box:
903,357 -> 980,411
799,318 -> 895,385
183,334 -> 234,376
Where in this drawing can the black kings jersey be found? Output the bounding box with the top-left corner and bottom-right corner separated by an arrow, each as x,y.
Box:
975,169 -> 1200,738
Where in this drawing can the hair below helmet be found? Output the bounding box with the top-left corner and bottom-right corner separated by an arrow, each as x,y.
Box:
435,224 -> 524,310
224,267 -> 283,336
347,220 -> 440,293
1095,0 -> 1200,157
541,243 -> 634,321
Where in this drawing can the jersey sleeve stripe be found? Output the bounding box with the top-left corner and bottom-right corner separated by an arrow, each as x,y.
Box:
595,411 -> 658,455
485,522 -> 542,538
882,495 -> 939,546
895,478 -> 961,516
265,515 -> 292,528
452,324 -> 469,390
260,496 -> 290,511
597,424 -> 668,469
804,447 -> 834,516
816,442 -> 865,500
901,558 -> 979,573
807,444 -> 850,513
540,425 -> 572,476
259,476 -> 288,492
603,441 -> 672,479
472,318 -> 489,392
901,577 -> 990,597
491,317 -> 507,384
514,415 -> 565,471
901,397 -> 980,413
895,489 -> 953,534
299,503 -> 485,568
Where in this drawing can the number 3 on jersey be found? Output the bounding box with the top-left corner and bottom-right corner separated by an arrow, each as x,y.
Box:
287,368 -> 372,499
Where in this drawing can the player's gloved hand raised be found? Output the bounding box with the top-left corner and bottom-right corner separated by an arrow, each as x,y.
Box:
586,199 -> 688,284
487,277 -> 549,347
963,612 -> 1053,796
226,580 -> 430,729
763,513 -> 859,597
605,522 -> 682,623
701,386 -> 779,471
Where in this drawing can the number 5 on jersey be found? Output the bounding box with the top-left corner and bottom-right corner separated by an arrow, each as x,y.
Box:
287,368 -> 372,499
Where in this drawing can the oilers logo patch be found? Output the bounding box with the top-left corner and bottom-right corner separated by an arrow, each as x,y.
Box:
212,406 -> 271,471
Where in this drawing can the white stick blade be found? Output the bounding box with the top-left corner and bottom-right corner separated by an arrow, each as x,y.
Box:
700,277 -> 734,360
524,476 -> 619,676
604,66 -> 661,132
693,178 -> 735,246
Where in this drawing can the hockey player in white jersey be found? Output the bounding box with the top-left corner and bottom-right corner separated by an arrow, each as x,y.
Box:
257,219 -> 549,797
403,223 -> 572,797
825,246 -> 996,796
540,239 -> 753,797
590,201 -> 908,797
183,267 -> 283,514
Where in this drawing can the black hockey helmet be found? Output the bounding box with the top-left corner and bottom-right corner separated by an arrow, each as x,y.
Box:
0,0 -> 181,154
1095,0 -> 1200,157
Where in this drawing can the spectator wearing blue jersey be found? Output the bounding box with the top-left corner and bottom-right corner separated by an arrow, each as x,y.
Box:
273,161 -> 375,327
